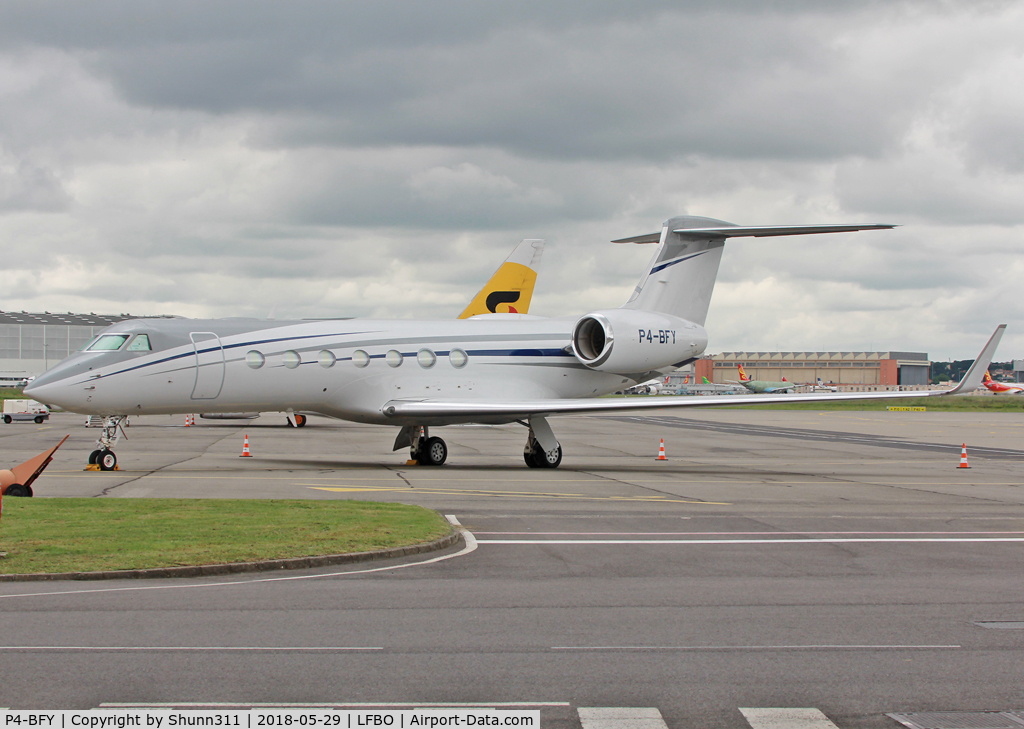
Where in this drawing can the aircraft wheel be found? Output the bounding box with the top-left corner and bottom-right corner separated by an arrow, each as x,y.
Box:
524,450 -> 541,468
88,450 -> 102,465
423,436 -> 448,466
293,414 -> 307,428
4,484 -> 29,497
536,443 -> 562,469
98,449 -> 117,471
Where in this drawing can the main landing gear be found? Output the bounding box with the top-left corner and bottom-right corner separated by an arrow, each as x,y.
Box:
86,416 -> 127,471
523,417 -> 562,469
393,425 -> 447,466
391,417 -> 563,469
411,428 -> 448,466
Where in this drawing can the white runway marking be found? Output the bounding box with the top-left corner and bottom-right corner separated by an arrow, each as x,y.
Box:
102,702 -> 570,708
476,537 -> 1024,545
740,707 -> 841,729
0,514 -> 476,601
578,707 -> 669,729
0,646 -> 382,652
554,644 -> 959,651
475,531 -> 1024,536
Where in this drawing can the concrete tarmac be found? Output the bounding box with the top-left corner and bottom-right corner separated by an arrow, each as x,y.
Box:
1,411 -> 1023,728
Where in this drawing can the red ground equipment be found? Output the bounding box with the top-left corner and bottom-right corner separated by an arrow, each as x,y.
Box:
1,434 -> 70,498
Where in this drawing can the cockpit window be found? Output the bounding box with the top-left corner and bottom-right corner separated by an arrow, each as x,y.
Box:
86,334 -> 130,351
126,334 -> 152,351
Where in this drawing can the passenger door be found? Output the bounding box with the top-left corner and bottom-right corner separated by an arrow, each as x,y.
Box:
190,332 -> 225,400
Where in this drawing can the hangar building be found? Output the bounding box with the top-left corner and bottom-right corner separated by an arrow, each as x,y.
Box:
695,350 -> 932,389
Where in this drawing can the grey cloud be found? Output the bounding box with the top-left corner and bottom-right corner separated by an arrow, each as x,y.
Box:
0,159 -> 70,213
5,2 -> 950,163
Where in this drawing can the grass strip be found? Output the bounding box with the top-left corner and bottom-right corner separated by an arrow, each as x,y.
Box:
0,498 -> 452,575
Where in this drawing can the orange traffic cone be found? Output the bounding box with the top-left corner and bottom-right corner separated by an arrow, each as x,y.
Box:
185,414 -> 192,427
240,434 -> 252,457
957,443 -> 970,469
656,438 -> 667,461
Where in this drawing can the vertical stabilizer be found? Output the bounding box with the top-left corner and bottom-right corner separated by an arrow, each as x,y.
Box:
620,215 -> 733,325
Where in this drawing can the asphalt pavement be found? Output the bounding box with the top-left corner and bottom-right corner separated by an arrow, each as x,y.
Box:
1,410 -> 1023,728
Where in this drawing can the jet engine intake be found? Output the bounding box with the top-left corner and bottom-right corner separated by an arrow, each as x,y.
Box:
571,309 -> 707,374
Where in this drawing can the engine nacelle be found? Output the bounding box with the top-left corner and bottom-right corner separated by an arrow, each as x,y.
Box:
571,309 -> 707,374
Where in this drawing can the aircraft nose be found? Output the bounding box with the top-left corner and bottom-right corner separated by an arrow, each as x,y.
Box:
23,362 -> 80,407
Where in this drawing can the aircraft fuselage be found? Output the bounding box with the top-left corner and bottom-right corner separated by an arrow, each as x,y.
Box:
27,315 -> 706,426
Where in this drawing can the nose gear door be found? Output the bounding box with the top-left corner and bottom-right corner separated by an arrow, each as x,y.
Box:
190,332 -> 225,400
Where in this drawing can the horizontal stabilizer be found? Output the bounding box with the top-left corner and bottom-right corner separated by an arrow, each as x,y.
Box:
613,224 -> 896,243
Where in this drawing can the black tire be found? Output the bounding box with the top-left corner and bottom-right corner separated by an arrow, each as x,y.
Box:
423,436 -> 448,466
98,449 -> 117,471
524,449 -> 541,468
4,484 -> 29,497
3,415 -> 10,424
294,414 -> 307,428
34,415 -> 44,424
89,449 -> 102,464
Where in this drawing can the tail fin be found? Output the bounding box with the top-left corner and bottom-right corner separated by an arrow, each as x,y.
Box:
984,369 -> 992,382
615,216 -> 896,324
459,239 -> 544,318
618,215 -> 730,325
738,364 -> 749,381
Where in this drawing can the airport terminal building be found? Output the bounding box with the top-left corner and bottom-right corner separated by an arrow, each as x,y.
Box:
695,350 -> 932,390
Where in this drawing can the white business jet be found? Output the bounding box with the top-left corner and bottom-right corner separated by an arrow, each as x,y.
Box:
25,216 -> 1004,471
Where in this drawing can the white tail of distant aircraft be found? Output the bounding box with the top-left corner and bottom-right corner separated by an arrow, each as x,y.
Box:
25,215 -> 1004,472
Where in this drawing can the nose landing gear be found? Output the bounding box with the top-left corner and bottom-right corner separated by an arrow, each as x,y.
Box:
86,416 -> 127,471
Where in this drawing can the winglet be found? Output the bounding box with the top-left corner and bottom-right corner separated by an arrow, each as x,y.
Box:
947,325 -> 1006,395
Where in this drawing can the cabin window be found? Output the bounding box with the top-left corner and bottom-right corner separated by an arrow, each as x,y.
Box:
246,350 -> 265,369
319,350 -> 336,368
352,350 -> 370,368
126,334 -> 152,351
417,349 -> 436,368
386,350 -> 403,368
449,348 -> 468,368
283,350 -> 301,369
86,334 -> 130,351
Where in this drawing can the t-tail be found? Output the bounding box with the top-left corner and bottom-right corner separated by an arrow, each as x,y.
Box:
572,216 -> 894,377
614,216 -> 896,324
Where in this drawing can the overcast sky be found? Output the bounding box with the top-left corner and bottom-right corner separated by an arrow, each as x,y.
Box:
2,0 -> 1022,359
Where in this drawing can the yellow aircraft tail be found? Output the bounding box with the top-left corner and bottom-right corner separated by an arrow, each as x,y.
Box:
459,239 -> 544,318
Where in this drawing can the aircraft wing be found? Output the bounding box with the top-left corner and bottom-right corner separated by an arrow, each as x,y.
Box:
384,325 -> 1005,421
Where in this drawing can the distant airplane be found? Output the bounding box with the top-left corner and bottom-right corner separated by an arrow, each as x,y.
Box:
732,364 -> 797,393
26,215 -> 1004,471
811,377 -> 838,392
982,370 -> 1023,394
459,239 -> 544,318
